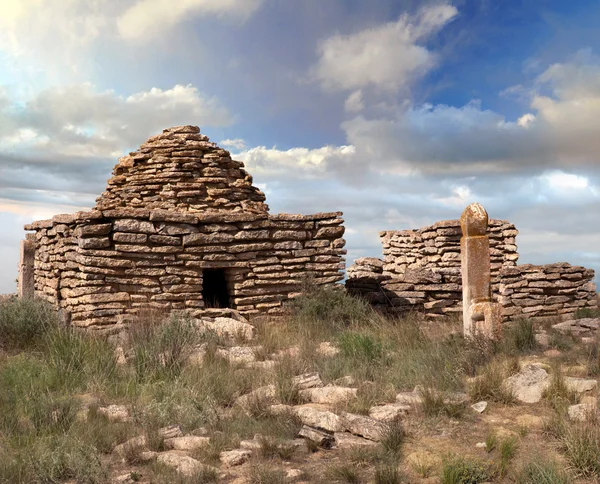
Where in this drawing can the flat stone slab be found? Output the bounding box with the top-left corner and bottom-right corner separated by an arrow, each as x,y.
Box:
552,318 -> 599,334
334,432 -> 378,449
299,386 -> 357,405
369,403 -> 411,421
565,377 -> 598,393
294,405 -> 344,432
503,364 -> 549,403
164,436 -> 210,451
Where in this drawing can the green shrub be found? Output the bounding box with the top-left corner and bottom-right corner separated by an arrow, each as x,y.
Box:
337,332 -> 383,361
420,388 -> 466,418
0,298 -> 59,350
516,457 -> 572,484
498,436 -> 518,476
543,369 -> 579,412
504,318 -> 536,353
327,464 -> 361,484
288,277 -> 373,335
441,455 -> 492,484
130,312 -> 201,381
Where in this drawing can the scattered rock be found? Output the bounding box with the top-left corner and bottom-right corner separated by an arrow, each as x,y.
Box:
297,425 -> 334,448
299,386 -> 357,405
334,432 -> 377,449
369,403 -> 411,421
246,360 -> 277,370
396,391 -> 423,406
553,318 -> 599,334
568,403 -> 596,422
98,404 -> 131,422
235,384 -> 277,409
286,469 -> 304,481
295,406 -> 344,432
158,425 -> 183,439
164,436 -> 210,451
157,451 -> 216,477
113,436 -> 147,459
334,376 -> 356,387
471,401 -> 488,413
269,404 -> 295,416
565,377 -> 597,393
292,373 -> 324,390
340,412 -> 386,441
503,364 -> 549,403
216,346 -> 259,364
187,344 -> 207,365
475,442 -> 486,449
317,342 -> 339,357
220,449 -> 252,467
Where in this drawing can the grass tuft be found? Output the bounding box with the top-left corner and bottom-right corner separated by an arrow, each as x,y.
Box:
441,455 -> 493,484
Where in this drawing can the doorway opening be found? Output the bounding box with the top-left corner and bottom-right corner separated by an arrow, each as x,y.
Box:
202,269 -> 231,308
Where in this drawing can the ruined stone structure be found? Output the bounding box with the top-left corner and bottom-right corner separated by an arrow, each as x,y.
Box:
347,214 -> 597,321
459,203 -> 502,338
20,126 -> 346,331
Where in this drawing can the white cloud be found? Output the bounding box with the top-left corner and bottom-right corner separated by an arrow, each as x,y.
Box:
312,3 -> 457,92
117,0 -> 264,41
0,83 -> 232,158
220,138 -> 247,150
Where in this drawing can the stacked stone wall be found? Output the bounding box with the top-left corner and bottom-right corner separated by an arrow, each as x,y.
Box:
25,210 -> 345,331
347,220 -> 597,321
499,263 -> 596,320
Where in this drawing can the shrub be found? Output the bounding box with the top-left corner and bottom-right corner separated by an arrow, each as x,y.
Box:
380,418 -> 405,456
327,464 -> 361,484
337,332 -> 383,361
248,464 -> 286,484
441,455 -> 492,484
504,318 -> 536,353
0,298 -> 59,350
516,457 -> 571,484
543,369 -> 579,412
498,436 -> 518,477
288,277 -> 373,335
420,388 -> 466,418
561,420 -> 600,477
130,312 -> 201,381
374,465 -> 404,484
468,358 -> 517,404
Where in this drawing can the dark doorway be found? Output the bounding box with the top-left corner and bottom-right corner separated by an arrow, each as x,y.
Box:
202,269 -> 231,308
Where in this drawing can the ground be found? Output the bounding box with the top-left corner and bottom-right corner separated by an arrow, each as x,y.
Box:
1,288 -> 600,484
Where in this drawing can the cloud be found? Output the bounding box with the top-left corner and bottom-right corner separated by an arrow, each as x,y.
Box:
0,83 -> 232,158
344,90 -> 364,113
220,138 -> 247,151
0,83 -> 233,206
311,3 -> 457,92
117,0 -> 264,41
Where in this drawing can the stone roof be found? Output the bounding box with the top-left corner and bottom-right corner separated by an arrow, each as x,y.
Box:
94,125 -> 268,214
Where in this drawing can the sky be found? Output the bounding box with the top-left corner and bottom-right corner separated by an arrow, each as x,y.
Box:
1,0 -> 600,293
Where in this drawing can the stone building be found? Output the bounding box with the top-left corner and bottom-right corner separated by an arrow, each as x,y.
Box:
347,219 -> 596,321
19,126 -> 346,332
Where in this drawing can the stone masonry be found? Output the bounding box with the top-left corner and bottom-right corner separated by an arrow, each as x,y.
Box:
347,216 -> 597,322
21,126 -> 346,332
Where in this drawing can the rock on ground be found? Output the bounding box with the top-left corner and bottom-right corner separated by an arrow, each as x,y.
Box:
156,452 -> 214,477
294,406 -> 344,432
339,412 -> 386,441
369,403 -> 411,421
568,403 -> 596,421
199,317 -> 256,341
503,364 -> 549,403
299,386 -> 357,405
98,405 -> 131,422
164,436 -> 210,451
220,449 -> 252,467
334,432 -> 377,449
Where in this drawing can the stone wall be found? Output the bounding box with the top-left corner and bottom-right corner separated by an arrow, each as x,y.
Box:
22,126 -> 346,332
380,219 -> 519,288
499,263 -> 597,320
347,219 -> 597,321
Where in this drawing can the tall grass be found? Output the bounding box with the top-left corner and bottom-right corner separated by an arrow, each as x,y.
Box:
0,298 -> 59,350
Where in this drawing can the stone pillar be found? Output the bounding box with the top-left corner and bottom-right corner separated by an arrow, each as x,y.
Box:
18,236 -> 35,299
460,203 -> 502,339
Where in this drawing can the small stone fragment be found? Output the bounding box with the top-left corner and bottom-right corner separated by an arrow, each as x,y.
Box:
220,449 -> 252,467
471,401 -> 488,413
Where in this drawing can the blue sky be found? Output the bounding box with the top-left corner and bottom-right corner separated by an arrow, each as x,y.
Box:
1,0 -> 600,293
